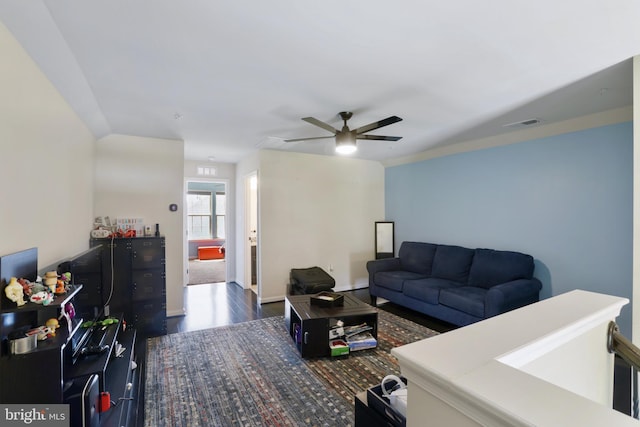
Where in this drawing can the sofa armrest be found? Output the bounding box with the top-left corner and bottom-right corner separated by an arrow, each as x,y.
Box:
485,278 -> 543,317
366,257 -> 401,275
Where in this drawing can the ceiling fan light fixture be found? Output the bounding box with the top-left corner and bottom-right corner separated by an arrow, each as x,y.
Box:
335,131 -> 357,155
284,111 -> 402,154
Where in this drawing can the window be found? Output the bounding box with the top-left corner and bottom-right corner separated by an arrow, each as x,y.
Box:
187,192 -> 212,239
187,190 -> 226,239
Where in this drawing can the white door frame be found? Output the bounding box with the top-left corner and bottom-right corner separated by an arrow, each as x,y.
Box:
184,178 -> 229,286
244,171 -> 258,293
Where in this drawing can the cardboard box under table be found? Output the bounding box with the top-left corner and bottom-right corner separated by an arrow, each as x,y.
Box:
329,339 -> 349,357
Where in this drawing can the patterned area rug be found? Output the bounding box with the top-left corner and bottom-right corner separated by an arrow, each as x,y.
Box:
144,311 -> 438,427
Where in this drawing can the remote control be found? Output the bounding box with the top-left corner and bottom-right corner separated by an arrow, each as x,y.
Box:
80,344 -> 109,355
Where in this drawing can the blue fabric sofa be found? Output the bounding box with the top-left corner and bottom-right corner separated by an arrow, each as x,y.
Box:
366,241 -> 542,326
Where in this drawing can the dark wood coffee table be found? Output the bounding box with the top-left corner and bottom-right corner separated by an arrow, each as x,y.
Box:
284,293 -> 378,358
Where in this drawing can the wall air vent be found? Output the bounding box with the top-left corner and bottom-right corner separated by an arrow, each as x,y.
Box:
502,118 -> 542,128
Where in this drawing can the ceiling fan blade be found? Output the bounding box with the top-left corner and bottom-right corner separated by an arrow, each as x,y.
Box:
356,134 -> 403,141
284,136 -> 335,142
302,117 -> 339,134
354,116 -> 403,134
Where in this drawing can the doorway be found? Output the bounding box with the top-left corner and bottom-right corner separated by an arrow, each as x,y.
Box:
185,180 -> 227,286
245,172 -> 258,294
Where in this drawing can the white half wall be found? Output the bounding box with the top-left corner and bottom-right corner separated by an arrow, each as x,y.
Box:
94,135 -> 185,316
256,150 -> 385,302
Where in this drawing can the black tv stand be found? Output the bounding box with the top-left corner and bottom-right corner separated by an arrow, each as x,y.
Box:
0,304 -> 139,426
68,314 -> 122,390
80,343 -> 109,355
0,247 -> 141,426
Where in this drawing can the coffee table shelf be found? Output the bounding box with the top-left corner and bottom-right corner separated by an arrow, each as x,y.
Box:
284,293 -> 378,358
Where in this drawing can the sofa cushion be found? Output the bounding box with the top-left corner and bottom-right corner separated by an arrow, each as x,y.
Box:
404,278 -> 464,304
439,286 -> 487,318
398,242 -> 438,274
468,248 -> 534,289
374,271 -> 428,292
431,245 -> 475,283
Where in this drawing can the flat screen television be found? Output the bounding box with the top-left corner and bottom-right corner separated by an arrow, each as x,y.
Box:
0,247 -> 38,295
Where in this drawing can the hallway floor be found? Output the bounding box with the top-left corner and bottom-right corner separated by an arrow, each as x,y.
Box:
166,282 -> 283,333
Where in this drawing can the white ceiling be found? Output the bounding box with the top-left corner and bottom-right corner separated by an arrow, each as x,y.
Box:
1,1 -> 639,163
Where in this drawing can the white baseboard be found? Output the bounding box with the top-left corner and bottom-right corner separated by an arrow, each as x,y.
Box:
167,308 -> 186,317
334,283 -> 369,292
259,295 -> 285,304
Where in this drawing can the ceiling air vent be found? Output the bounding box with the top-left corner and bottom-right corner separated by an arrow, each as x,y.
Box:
502,118 -> 542,129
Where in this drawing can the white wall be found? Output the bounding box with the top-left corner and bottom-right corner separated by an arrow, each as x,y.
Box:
0,21 -> 95,268
256,150 -> 385,302
94,135 -> 184,316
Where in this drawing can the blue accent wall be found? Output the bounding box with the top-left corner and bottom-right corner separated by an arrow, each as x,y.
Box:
386,122 -> 633,335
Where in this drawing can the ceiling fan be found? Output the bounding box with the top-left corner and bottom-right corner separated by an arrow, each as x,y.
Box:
284,111 -> 403,154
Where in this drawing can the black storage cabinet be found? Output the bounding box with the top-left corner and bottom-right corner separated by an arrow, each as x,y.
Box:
91,237 -> 167,337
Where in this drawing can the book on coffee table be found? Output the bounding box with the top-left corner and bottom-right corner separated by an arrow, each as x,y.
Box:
346,331 -> 377,351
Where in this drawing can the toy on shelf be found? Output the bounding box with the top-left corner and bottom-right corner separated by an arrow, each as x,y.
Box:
18,278 -> 33,297
45,318 -> 60,337
30,291 -> 53,306
56,272 -> 71,295
43,271 -> 58,293
4,277 -> 26,306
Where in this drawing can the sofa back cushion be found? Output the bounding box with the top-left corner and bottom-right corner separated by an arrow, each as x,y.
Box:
431,244 -> 475,283
468,248 -> 534,289
398,242 -> 438,274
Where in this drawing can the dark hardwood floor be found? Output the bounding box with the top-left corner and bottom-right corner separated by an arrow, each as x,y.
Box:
166,282 -> 456,334
135,282 -> 455,426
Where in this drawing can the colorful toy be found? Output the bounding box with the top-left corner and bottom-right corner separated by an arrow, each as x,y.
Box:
55,279 -> 66,295
65,302 -> 76,319
4,277 -> 26,306
43,271 -> 58,293
45,318 -> 60,337
18,278 -> 33,297
30,291 -> 53,306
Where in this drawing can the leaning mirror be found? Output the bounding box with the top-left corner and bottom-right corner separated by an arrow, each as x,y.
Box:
375,221 -> 395,259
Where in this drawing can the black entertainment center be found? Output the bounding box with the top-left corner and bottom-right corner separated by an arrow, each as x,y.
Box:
0,242 -> 163,427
